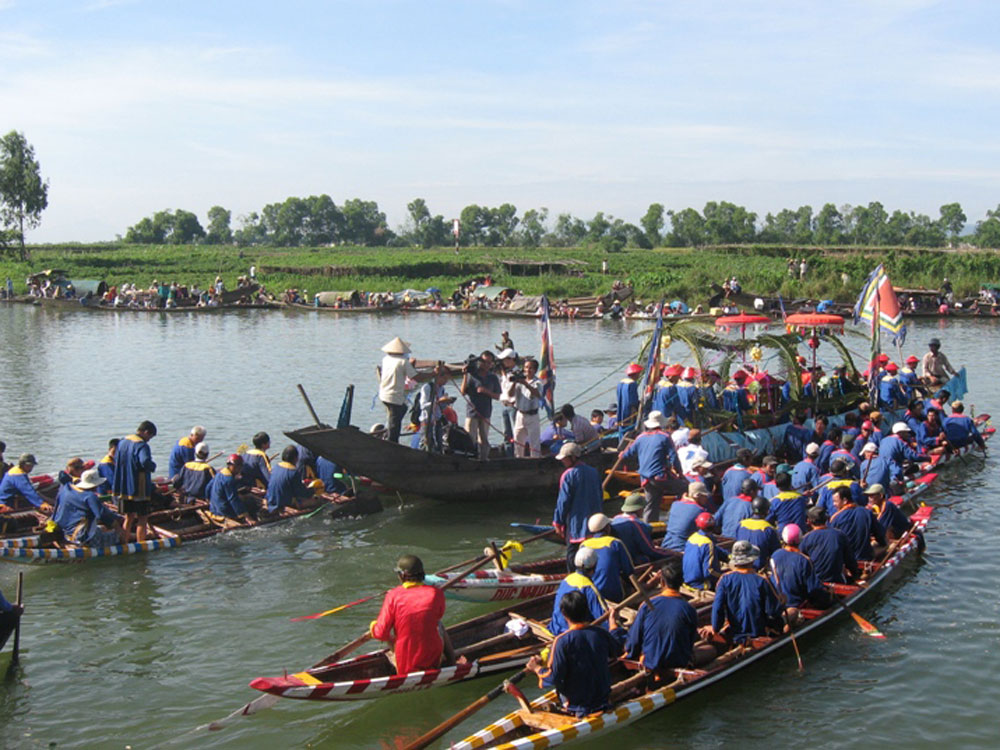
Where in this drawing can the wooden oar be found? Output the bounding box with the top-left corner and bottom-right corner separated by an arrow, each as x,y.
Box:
601,437 -> 635,491
831,597 -> 885,639
11,571 -> 23,665
431,528 -> 556,577
297,383 -> 324,427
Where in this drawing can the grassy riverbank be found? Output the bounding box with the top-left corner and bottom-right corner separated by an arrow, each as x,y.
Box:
3,243 -> 999,303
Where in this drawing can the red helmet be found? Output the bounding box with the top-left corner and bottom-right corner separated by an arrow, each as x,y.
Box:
885,362 -> 898,373
695,512 -> 714,530
227,453 -> 244,465
877,353 -> 890,364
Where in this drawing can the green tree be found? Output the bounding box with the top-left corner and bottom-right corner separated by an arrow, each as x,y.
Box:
702,201 -> 756,244
640,203 -> 665,247
489,203 -> 519,246
938,202 -> 967,246
303,194 -> 342,245
169,209 -> 205,244
549,213 -> 587,246
233,212 -> 268,246
341,198 -> 388,245
458,204 -> 487,246
518,207 -> 548,247
124,216 -> 164,244
0,131 -> 49,260
974,205 -> 1000,248
813,203 -> 844,245
205,206 -> 232,245
666,208 -> 705,247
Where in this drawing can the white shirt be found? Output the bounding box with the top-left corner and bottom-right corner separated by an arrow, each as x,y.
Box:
569,414 -> 599,446
499,372 -> 518,408
514,378 -> 542,412
671,427 -> 691,448
378,354 -> 417,405
678,443 -> 709,474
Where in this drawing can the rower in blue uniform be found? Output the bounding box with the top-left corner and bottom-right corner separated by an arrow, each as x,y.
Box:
582,514 -> 635,603
800,505 -> 858,583
701,540 -> 784,645
616,364 -> 642,437
52,468 -> 124,547
98,439 -> 118,489
241,431 -> 273,489
168,425 -> 206,480
683,512 -> 728,591
265,446 -> 317,514
548,547 -> 608,636
829,486 -> 886,561
172,441 -> 215,503
769,523 -> 828,616
611,493 -> 672,564
735,496 -> 781,569
720,449 -> 754,502
942,401 -> 986,451
207,454 -> 253,524
714,478 -> 757,538
553,442 -> 602,571
791,443 -> 821,491
767,472 -> 808,532
0,453 -> 51,511
663,482 -> 709,550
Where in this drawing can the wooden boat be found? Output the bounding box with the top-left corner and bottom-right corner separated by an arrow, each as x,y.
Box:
448,504 -> 934,749
284,425 -> 620,503
249,594 -> 555,702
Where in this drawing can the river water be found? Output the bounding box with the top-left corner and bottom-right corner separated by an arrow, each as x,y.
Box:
0,305 -> 996,749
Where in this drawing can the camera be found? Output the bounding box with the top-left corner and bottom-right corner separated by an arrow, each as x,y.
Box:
509,368 -> 526,383
463,354 -> 481,374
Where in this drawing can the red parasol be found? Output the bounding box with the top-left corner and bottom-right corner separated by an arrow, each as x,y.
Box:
784,313 -> 845,334
715,313 -> 772,332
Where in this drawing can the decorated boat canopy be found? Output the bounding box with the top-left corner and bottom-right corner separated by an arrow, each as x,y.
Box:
784,312 -> 845,334
715,313 -> 772,333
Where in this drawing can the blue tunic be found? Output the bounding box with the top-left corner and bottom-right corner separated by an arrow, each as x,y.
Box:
875,500 -> 911,537
816,440 -> 838,475
316,456 -> 346,493
168,436 -> 196,480
767,491 -> 808,532
265,461 -> 312,512
711,569 -> 784,642
173,461 -> 215,501
799,526 -> 857,583
0,467 -> 47,508
735,518 -> 781,569
791,459 -> 820,491
829,449 -> 859,478
626,593 -> 699,670
621,430 -> 677,481
241,449 -> 272,489
683,531 -> 728,589
610,515 -> 670,564
676,383 -> 699,420
721,386 -> 750,413
830,504 -> 887,561
540,625 -> 624,716
720,465 -> 752,502
112,434 -> 156,499
553,463 -> 602,543
815,478 -> 863,517
943,415 -> 985,449
769,548 -> 825,608
715,494 -> 754,538
616,378 -> 639,434
581,536 -> 634,602
858,457 -> 891,489
207,469 -> 247,518
877,435 -> 924,480
549,573 -> 607,636
663,499 -> 705,551
98,455 -> 116,490
783,424 -> 812,460
52,484 -> 119,543
652,381 -> 680,420
878,375 -> 904,408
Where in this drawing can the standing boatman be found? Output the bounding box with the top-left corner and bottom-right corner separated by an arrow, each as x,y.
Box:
619,411 -> 679,524
378,336 -> 418,443
552,442 -> 602,572
616,363 -> 642,438
921,338 -> 958,387
112,420 -> 158,543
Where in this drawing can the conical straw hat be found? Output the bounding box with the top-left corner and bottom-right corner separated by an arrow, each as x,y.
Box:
381,336 -> 411,355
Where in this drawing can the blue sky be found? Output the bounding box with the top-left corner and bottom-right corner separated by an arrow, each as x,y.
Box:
3,0 -> 1000,242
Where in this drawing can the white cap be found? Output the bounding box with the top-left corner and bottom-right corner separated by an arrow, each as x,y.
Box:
805,442 -> 820,456
555,442 -> 582,460
76,467 -> 107,490
688,481 -> 709,498
644,410 -> 665,430
574,546 -> 598,570
499,348 -> 517,360
587,513 -> 611,533
194,441 -> 210,458
891,422 -> 911,435
861,442 -> 878,454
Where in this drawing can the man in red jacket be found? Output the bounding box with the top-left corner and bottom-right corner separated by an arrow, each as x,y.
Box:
370,554 -> 448,675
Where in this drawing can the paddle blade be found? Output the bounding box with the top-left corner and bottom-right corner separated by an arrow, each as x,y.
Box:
850,611 -> 885,638
290,594 -> 377,622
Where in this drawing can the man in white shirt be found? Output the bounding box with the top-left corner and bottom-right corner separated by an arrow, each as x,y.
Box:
497,348 -> 520,457
678,428 -> 709,474
378,336 -> 417,443
511,358 -> 543,457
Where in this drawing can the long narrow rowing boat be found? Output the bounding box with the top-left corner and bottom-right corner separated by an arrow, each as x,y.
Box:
447,503 -> 934,749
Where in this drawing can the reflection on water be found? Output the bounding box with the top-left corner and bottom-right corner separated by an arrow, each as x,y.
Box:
0,306 -> 997,749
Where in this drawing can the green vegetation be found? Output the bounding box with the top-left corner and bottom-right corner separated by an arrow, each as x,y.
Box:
4,243 -> 1000,304
0,131 -> 49,260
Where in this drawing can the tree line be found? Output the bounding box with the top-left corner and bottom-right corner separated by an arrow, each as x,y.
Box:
123,197 -> 1000,250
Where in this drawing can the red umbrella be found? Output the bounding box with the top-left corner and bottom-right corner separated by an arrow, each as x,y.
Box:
784,313 -> 846,371
715,313 -> 772,332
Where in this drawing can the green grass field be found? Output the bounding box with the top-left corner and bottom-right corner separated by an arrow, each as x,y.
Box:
3,242 -> 998,303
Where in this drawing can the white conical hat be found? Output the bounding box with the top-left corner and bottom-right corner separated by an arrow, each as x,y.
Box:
381,336 -> 411,355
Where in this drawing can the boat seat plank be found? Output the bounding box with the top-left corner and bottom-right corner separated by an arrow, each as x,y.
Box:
517,708 -> 575,732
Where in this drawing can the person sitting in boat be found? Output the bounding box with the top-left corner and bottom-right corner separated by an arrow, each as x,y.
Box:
916,408 -> 947,453
241,431 -> 272,489
791,443 -> 821,492
683,456 -> 718,500
52,468 -> 125,547
559,404 -> 599,453
677,428 -> 708,475
549,547 -> 609,636
898,355 -> 922,399
57,456 -> 86,487
767,472 -> 808,534
768,524 -> 828,621
800,506 -> 858,583
207,454 -> 254,524
721,449 -> 755,503
528,589 -> 624,717
172,442 -> 216,503
857,442 -> 891,490
264,446 -> 318,516
815,426 -> 841,475
315,456 -> 346,494
168,425 -> 207,481
683,512 -> 728,591
620,411 -> 679,524
902,398 -> 925,436
582,514 -> 635,603
815,459 -> 863,517
627,561 -> 715,680
370,554 -> 449,677
0,583 -> 24,652
663,481 -> 710,551
700,540 -> 784,646
611,493 -> 672,564
540,411 -> 574,456
864,484 -> 910,542
98,439 -> 118,489
735,497 -> 780,569
553,442 -> 602,572
830,486 -> 886,562
942,400 -> 986,451
879,423 -> 925,489
828,435 -> 859,479
754,457 -> 780,500
616,364 -> 642,438
715,477 -> 758,538
0,453 -> 52,512
920,338 -> 957,387
782,414 -> 812,462
604,402 -> 619,431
